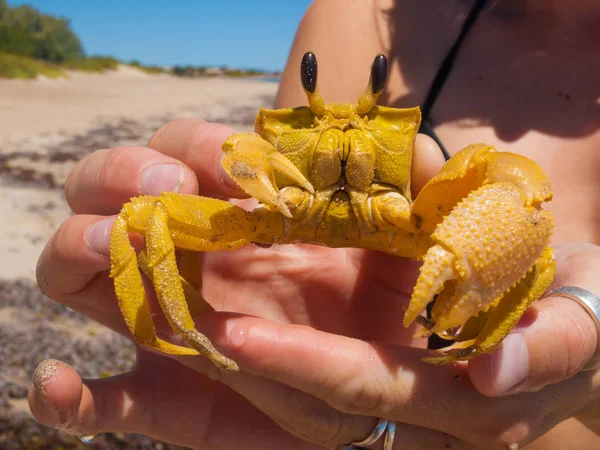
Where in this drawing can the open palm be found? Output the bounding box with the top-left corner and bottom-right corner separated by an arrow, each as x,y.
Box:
202,243 -> 422,345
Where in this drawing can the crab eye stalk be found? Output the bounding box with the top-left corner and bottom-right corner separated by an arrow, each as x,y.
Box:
371,54 -> 388,95
301,52 -> 317,93
300,51 -> 327,115
356,53 -> 388,115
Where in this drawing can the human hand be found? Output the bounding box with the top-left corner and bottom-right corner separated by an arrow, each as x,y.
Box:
186,241 -> 600,449
31,119 -> 450,448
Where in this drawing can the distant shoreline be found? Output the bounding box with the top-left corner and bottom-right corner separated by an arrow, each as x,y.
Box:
256,75 -> 281,83
0,52 -> 282,81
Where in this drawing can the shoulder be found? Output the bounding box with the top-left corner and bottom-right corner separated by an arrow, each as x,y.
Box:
276,0 -> 478,108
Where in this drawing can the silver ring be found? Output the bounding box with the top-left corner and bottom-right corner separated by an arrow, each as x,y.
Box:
342,418 -> 396,449
544,286 -> 600,371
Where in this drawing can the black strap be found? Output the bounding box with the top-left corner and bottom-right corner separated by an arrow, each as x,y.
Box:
419,0 -> 487,161
421,0 -> 487,121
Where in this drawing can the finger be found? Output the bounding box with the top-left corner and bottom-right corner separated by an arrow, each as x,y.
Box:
342,422 -> 468,450
28,358 -> 320,450
193,313 -> 479,440
411,133 -> 446,196
469,242 -> 600,396
195,311 -> 600,449
29,359 -> 139,436
37,214 -> 113,300
66,146 -> 200,215
36,212 -> 136,335
168,318 -> 468,450
147,119 -> 247,198
204,314 -> 462,421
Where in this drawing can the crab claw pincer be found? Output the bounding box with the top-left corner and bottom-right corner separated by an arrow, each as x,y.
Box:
222,133 -> 314,217
403,145 -> 555,361
406,181 -> 553,329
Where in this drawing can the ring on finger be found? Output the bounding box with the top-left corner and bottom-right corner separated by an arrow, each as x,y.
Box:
341,418 -> 396,450
544,286 -> 600,371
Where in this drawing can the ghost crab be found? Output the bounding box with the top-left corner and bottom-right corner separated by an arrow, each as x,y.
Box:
109,52 -> 555,371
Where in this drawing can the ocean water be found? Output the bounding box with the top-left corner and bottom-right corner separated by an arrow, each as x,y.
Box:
258,76 -> 280,83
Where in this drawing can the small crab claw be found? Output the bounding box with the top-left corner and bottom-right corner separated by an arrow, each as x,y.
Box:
222,132 -> 314,218
404,182 -> 554,341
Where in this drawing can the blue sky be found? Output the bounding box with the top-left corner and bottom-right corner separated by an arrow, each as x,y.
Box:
8,0 -> 312,71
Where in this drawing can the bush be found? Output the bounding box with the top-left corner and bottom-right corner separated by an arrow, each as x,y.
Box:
0,52 -> 65,79
62,56 -> 119,72
6,4 -> 84,63
128,59 -> 164,74
0,23 -> 36,56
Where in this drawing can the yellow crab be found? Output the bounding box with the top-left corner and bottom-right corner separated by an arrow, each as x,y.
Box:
109,52 -> 555,372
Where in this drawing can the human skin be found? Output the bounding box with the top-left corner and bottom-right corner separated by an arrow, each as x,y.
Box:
269,0 -> 600,447
31,122 -> 464,448
30,0 -> 600,448
30,125 -> 600,449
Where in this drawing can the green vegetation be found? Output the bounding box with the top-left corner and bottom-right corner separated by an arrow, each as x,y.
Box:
223,68 -> 264,77
0,51 -> 65,78
0,1 -> 135,78
129,59 -> 165,75
62,55 -> 119,72
172,65 -> 209,77
0,1 -> 84,63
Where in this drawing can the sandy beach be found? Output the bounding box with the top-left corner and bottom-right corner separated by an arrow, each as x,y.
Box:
0,67 -> 277,448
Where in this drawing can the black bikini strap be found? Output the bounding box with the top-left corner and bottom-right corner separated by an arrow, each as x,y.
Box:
421,0 -> 487,121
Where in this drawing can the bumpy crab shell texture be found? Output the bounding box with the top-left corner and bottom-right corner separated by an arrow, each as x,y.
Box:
109,52 -> 554,371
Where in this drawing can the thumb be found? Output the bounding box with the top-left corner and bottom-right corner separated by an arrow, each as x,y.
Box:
28,359 -> 145,437
411,133 -> 446,196
28,356 -> 317,449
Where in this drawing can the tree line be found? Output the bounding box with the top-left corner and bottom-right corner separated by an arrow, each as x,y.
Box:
0,0 -> 86,63
0,0 -> 85,63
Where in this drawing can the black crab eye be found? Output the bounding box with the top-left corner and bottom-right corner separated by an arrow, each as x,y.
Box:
371,54 -> 388,94
301,52 -> 317,93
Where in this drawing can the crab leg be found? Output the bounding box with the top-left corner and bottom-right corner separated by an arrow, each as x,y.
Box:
144,203 -> 239,371
138,250 -> 214,317
110,199 -> 199,357
110,193 -> 267,371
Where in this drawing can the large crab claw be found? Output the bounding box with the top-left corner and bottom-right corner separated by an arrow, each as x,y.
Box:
404,144 -> 555,363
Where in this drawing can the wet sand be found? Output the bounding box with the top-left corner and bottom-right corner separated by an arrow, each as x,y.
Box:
0,66 -> 277,448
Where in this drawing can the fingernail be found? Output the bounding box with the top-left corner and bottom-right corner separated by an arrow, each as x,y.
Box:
491,333 -> 530,394
226,318 -> 249,349
140,164 -> 184,196
85,217 -> 116,256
